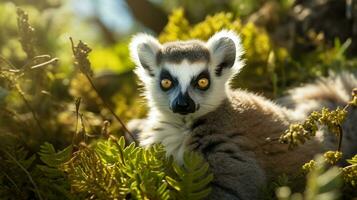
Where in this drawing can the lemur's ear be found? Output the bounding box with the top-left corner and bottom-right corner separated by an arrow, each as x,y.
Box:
130,33 -> 162,77
206,30 -> 244,77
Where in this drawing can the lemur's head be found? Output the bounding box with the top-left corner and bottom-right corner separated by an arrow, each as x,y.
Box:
130,30 -> 244,118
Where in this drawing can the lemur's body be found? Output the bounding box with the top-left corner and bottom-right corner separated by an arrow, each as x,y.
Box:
128,30 -> 357,200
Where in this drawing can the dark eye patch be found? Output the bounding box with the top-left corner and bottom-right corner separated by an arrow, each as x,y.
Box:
192,70 -> 210,90
159,69 -> 178,91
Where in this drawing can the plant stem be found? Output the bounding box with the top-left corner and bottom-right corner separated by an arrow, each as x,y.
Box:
0,55 -> 17,69
73,98 -> 81,145
17,87 -> 45,136
30,57 -> 58,70
344,163 -> 357,170
84,74 -> 138,144
337,124 -> 343,152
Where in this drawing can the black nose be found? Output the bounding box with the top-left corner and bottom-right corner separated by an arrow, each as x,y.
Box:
172,92 -> 196,115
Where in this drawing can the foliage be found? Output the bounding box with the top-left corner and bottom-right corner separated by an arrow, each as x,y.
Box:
159,8 -> 289,93
276,156 -> 342,200
165,152 -> 213,200
0,7 -> 64,151
0,136 -> 213,200
0,144 -> 74,200
294,38 -> 357,83
159,8 -> 357,96
89,41 -> 134,74
280,90 -> 356,150
343,155 -> 357,187
70,38 -> 137,142
279,89 -> 357,198
161,0 -> 262,22
63,137 -> 213,200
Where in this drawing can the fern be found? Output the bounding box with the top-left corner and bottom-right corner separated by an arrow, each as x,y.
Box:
0,143 -> 74,200
38,142 -> 73,168
61,137 -> 213,200
35,142 -> 75,200
166,152 -> 214,200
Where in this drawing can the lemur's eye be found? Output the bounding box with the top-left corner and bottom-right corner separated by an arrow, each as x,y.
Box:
197,78 -> 209,90
161,79 -> 173,90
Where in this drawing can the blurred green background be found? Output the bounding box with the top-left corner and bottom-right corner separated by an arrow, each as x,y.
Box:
1,0 -> 357,153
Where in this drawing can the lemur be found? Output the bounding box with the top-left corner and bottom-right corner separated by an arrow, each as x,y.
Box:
128,30 -> 357,200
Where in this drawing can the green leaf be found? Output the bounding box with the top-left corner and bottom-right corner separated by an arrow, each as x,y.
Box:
346,155 -> 357,165
39,143 -> 73,167
165,176 -> 181,191
169,151 -> 213,200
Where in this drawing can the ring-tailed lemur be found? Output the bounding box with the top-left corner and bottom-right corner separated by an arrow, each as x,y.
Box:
128,30 -> 357,200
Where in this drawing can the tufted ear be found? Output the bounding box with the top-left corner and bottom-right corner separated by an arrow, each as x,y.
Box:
130,33 -> 162,77
206,30 -> 244,77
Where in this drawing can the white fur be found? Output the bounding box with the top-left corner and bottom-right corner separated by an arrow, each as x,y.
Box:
129,30 -> 245,163
164,61 -> 207,93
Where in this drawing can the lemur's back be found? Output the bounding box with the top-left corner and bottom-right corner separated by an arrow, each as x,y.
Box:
189,89 -> 322,178
188,77 -> 357,199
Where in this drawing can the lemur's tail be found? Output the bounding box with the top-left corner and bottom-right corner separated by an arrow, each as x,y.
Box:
278,71 -> 357,162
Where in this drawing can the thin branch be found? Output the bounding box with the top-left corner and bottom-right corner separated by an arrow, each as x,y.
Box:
17,87 -> 45,136
79,113 -> 88,141
72,97 -> 81,145
69,37 -> 137,144
22,55 -> 51,69
30,57 -> 58,70
84,73 -> 138,144
4,150 -> 43,200
69,37 -> 75,55
344,163 -> 357,170
337,124 -> 343,152
0,55 -> 17,69
21,55 -> 51,69
32,55 -> 51,59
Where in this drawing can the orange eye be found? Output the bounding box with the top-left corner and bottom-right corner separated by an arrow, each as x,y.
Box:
197,78 -> 209,89
161,79 -> 172,89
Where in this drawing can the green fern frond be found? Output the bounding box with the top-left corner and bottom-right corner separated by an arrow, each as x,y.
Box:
61,137 -> 212,200
35,143 -> 75,199
38,142 -> 73,167
167,151 -> 213,200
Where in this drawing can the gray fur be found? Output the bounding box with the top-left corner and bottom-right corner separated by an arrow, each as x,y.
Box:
185,90 -> 318,200
157,40 -> 210,64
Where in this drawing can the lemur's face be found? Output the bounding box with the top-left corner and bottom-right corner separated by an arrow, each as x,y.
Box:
157,59 -> 210,115
130,30 -> 244,118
